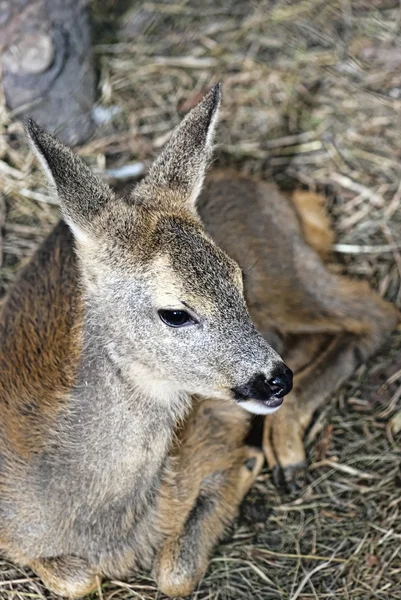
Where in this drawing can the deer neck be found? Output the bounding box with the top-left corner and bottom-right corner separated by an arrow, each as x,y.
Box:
56,301 -> 191,496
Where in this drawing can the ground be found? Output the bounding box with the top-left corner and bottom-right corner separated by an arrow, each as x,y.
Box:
1,0 -> 401,598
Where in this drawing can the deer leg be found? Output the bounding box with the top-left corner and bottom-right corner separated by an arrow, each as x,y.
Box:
155,400 -> 264,597
263,332 -> 376,493
262,260 -> 399,493
29,556 -> 98,599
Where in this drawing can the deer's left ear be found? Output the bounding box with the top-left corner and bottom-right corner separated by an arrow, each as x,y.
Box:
25,119 -> 115,243
133,83 -> 221,212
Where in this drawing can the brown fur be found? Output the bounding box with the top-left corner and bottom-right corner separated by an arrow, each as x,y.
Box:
290,189 -> 334,258
155,400 -> 263,597
198,171 -> 399,489
0,223 -> 81,460
0,86 -> 398,597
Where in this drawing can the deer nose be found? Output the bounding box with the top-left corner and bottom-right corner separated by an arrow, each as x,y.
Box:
232,365 -> 293,408
267,365 -> 293,398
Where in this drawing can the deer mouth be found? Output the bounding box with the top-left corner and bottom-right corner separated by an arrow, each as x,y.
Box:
236,396 -> 284,416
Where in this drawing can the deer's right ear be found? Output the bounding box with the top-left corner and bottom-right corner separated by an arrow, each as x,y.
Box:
25,120 -> 115,243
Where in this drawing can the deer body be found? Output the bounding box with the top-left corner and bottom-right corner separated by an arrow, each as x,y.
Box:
0,87 -> 290,597
199,172 -> 399,489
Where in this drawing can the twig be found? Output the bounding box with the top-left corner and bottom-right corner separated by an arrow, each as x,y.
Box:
311,459 -> 380,479
333,243 -> 400,254
246,548 -> 346,564
383,180 -> 401,220
289,551 -> 338,600
330,173 -> 385,207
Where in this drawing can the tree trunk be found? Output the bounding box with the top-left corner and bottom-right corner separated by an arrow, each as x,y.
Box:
1,0 -> 95,146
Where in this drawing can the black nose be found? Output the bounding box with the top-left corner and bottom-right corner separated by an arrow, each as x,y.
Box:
267,365 -> 293,398
232,365 -> 293,407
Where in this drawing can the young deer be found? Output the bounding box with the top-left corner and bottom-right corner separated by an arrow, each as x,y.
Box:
0,86 -> 292,597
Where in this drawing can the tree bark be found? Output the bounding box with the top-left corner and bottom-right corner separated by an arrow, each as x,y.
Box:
1,0 -> 95,146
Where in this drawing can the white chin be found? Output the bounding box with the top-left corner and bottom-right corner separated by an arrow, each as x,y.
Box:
238,399 -> 282,416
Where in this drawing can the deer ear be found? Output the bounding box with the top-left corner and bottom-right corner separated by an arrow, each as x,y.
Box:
133,83 -> 221,212
25,119 -> 115,242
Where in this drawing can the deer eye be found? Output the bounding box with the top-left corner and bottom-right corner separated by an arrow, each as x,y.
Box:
158,309 -> 196,328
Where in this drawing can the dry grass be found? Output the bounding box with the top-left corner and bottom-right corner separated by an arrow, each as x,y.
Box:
1,0 -> 401,598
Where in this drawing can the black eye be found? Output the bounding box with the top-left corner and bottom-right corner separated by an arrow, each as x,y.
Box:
158,309 -> 195,328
